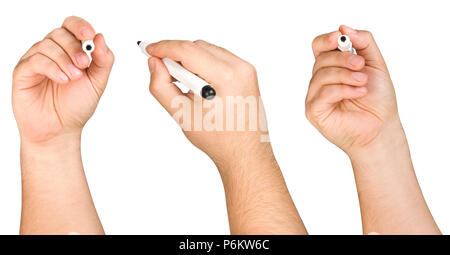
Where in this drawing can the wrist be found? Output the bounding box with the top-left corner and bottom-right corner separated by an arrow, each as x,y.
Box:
346,118 -> 407,161
20,132 -> 84,178
21,132 -> 82,156
214,142 -> 280,181
346,118 -> 413,176
214,141 -> 275,168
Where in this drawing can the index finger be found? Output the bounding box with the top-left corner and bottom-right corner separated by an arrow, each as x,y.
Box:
61,16 -> 95,41
146,40 -> 232,86
312,30 -> 341,58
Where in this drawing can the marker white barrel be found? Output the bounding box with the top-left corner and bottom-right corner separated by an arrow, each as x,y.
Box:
337,35 -> 356,54
82,40 -> 95,54
82,40 -> 95,65
137,41 -> 216,100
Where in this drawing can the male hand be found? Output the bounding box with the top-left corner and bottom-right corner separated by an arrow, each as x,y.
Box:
306,25 -> 400,155
12,16 -> 114,145
146,40 -> 268,165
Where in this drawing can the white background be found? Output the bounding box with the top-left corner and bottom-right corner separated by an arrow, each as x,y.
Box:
0,0 -> 449,234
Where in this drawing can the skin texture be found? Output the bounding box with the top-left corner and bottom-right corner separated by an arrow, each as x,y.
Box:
306,25 -> 440,234
12,16 -> 114,234
146,40 -> 307,234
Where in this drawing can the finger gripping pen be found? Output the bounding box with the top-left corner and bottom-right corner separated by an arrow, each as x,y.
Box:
137,41 -> 216,100
337,35 -> 356,54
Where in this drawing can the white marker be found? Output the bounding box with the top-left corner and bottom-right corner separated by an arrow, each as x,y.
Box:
338,35 -> 356,54
137,41 -> 216,100
82,40 -> 95,61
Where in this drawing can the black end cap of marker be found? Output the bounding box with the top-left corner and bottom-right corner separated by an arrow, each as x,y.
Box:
340,36 -> 346,42
137,41 -> 142,45
201,85 -> 216,100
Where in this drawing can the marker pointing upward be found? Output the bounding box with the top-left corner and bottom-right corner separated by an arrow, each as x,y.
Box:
137,41 -> 216,100
337,35 -> 357,54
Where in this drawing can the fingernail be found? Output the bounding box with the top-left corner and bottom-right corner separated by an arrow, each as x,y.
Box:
352,72 -> 367,82
349,55 -> 362,67
68,64 -> 82,78
75,52 -> 89,67
80,27 -> 94,38
355,87 -> 367,93
149,59 -> 155,73
59,72 -> 69,82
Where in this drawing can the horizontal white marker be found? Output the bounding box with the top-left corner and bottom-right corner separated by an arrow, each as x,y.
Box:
138,41 -> 216,100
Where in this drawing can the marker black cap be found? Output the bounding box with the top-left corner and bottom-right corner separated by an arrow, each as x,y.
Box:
201,85 -> 216,100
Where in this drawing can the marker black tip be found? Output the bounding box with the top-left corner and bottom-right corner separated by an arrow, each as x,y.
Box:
201,85 -> 216,100
137,41 -> 142,46
337,35 -> 356,54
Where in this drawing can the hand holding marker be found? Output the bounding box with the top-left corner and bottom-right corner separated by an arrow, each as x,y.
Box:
138,41 -> 216,100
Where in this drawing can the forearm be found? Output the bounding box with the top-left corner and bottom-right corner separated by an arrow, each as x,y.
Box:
349,120 -> 440,234
20,133 -> 103,234
217,144 -> 306,235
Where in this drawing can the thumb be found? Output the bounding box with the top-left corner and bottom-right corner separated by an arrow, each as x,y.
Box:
339,25 -> 387,71
148,57 -> 189,116
87,33 -> 114,91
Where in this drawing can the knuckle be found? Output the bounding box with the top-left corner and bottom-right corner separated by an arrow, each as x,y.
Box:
179,40 -> 195,51
305,101 -> 319,125
34,40 -> 47,52
315,52 -> 325,62
148,84 -> 155,95
304,100 -> 312,120
109,50 -> 115,63
312,62 -> 319,73
309,72 -> 320,85
361,30 -> 374,40
41,38 -> 55,49
237,60 -> 257,77
63,16 -> 76,25
311,35 -> 320,50
47,28 -> 64,38
313,67 -> 332,82
12,60 -> 24,80
30,40 -> 41,50
149,84 -> 162,97
305,108 -> 312,122
193,39 -> 207,45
